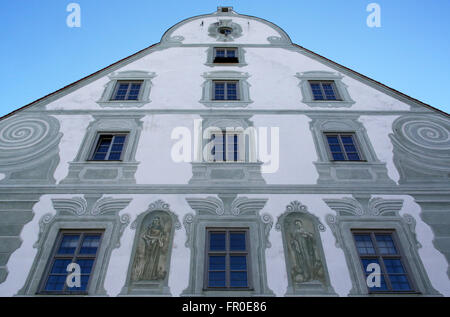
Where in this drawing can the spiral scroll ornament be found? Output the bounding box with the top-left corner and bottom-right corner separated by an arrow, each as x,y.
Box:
401,119 -> 450,150
0,115 -> 61,167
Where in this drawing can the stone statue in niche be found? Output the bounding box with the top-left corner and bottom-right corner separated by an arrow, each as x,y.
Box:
131,213 -> 171,281
286,215 -> 325,284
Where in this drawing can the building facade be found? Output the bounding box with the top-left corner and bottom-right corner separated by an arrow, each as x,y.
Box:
0,7 -> 449,297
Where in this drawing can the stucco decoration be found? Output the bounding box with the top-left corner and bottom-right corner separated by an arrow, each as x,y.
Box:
308,113 -> 395,185
97,70 -> 156,108
389,115 -> 450,184
324,195 -> 441,296
295,71 -> 355,108
0,114 -> 62,184
181,194 -> 274,296
120,200 -> 180,296
18,195 -> 131,296
61,114 -> 143,184
0,193 -> 41,284
199,70 -> 253,108
275,200 -> 336,296
208,19 -> 243,42
190,114 -> 265,185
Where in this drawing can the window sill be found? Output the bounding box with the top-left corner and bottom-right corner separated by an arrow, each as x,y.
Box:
302,99 -> 355,108
200,100 -> 253,108
96,100 -> 150,108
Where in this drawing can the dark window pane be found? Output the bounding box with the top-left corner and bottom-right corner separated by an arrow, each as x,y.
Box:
344,144 -> 357,153
326,136 -> 339,144
45,275 -> 66,291
322,83 -> 337,100
354,234 -> 375,255
208,272 -> 226,287
230,272 -> 247,287
340,136 -> 354,144
108,152 -> 121,160
58,235 -> 80,254
230,233 -> 246,251
111,144 -> 124,152
384,259 -> 406,274
389,274 -> 412,291
93,153 -> 107,160
209,256 -> 226,271
113,136 -> 126,144
346,153 -> 361,161
375,235 -> 397,254
80,235 -> 101,254
210,233 -> 226,251
76,259 -> 95,274
50,259 -> 72,274
230,256 -> 247,270
215,49 -> 225,57
332,153 -> 345,161
227,50 -> 236,58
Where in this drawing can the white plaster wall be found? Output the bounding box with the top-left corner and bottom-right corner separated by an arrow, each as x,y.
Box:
360,115 -> 400,183
52,115 -> 93,183
171,16 -> 280,45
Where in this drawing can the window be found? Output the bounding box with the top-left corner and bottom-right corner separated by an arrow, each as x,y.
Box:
39,230 -> 103,294
111,81 -> 143,101
90,134 -> 128,161
352,230 -> 415,293
205,228 -> 250,289
309,81 -> 340,101
324,133 -> 363,161
218,27 -> 233,36
213,81 -> 239,100
210,130 -> 242,162
213,48 -> 239,63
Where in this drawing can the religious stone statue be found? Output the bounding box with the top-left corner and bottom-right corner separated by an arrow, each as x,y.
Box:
288,218 -> 325,284
131,216 -> 168,281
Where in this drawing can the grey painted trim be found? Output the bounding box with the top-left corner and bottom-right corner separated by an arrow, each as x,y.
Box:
181,194 -> 274,296
61,114 -> 144,184
200,71 -> 253,108
0,193 -> 41,284
0,114 -> 62,184
389,114 -> 450,184
275,200 -> 337,296
296,71 -> 355,108
324,195 -> 441,296
413,194 -> 450,278
308,113 -> 395,185
120,199 -> 181,296
97,71 -> 156,108
0,185 -> 449,196
205,45 -> 247,67
22,109 -> 437,116
17,194 -> 131,296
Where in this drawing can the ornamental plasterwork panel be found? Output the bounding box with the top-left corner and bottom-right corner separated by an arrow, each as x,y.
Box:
324,195 -> 440,296
181,194 -> 274,296
0,114 -> 62,184
275,200 -> 337,296
208,19 -> 243,42
120,200 -> 181,296
308,113 -> 394,185
389,115 -> 450,184
18,195 -> 132,296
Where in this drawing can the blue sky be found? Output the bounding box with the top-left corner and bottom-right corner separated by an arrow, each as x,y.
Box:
1,0 -> 449,116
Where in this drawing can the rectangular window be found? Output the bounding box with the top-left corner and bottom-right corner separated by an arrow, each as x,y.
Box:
213,81 -> 239,100
352,230 -> 415,293
324,133 -> 363,161
205,228 -> 250,289
210,131 -> 242,162
213,48 -> 239,63
111,81 -> 143,101
309,81 -> 340,101
90,133 -> 128,161
39,230 -> 103,294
